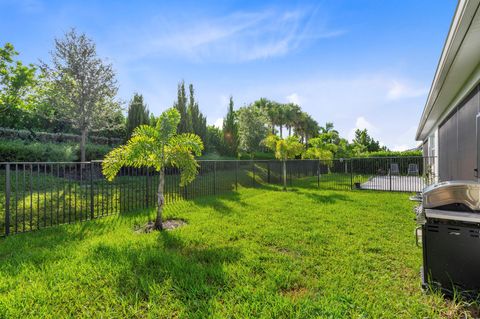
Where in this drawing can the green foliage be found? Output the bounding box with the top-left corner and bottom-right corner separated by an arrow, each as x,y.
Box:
205,125 -> 226,155
0,42 -> 39,128
186,83 -> 207,143
356,150 -> 422,158
126,93 -> 149,140
0,140 -> 112,162
262,134 -> 303,161
237,104 -> 268,155
0,127 -> 122,145
41,29 -> 123,161
102,108 -> 203,186
303,137 -> 335,162
352,129 -> 386,154
222,96 -> 238,156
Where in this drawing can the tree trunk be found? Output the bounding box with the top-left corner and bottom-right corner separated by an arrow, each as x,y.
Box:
80,128 -> 88,162
288,126 -> 291,136
154,168 -> 165,230
280,125 -> 283,138
282,160 -> 287,191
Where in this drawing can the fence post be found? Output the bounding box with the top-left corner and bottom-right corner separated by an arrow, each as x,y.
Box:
5,164 -> 10,236
90,162 -> 94,219
252,161 -> 255,187
235,161 -> 238,191
145,167 -> 149,207
214,161 -> 217,195
317,160 -> 320,188
350,159 -> 353,190
389,158 -> 392,192
267,162 -> 271,184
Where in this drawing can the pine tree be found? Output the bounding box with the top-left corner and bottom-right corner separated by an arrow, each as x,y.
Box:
173,80 -> 188,134
222,96 -> 238,156
126,93 -> 149,139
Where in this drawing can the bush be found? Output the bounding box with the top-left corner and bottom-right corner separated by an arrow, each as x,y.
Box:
0,127 -> 122,146
355,150 -> 422,158
0,140 -> 112,162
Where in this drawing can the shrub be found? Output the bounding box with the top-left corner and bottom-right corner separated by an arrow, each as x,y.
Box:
355,150 -> 422,158
0,127 -> 122,146
0,140 -> 112,162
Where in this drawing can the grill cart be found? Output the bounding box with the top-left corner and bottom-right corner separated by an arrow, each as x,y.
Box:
415,181 -> 480,298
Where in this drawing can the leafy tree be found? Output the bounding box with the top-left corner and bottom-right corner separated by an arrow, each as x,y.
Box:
303,137 -> 336,172
222,96 -> 238,156
205,125 -> 225,154
263,134 -> 303,190
352,129 -> 385,154
237,105 -> 268,156
41,29 -> 122,162
126,93 -> 149,139
102,108 -> 203,230
173,80 -> 188,134
0,43 -> 38,128
253,98 -> 277,134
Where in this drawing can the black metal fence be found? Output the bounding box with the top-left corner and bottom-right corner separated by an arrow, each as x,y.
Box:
0,157 -> 436,236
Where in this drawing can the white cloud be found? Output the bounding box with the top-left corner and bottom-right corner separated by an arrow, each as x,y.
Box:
391,144 -> 410,151
348,116 -> 378,141
286,93 -> 301,105
386,80 -> 427,100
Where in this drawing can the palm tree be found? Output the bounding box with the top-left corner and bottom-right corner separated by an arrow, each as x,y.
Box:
253,98 -> 277,134
102,108 -> 203,230
285,103 -> 301,137
263,134 -> 303,191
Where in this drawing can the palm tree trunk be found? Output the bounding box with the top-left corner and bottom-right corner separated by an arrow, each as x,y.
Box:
154,168 -> 165,230
280,125 -> 283,138
282,160 -> 287,191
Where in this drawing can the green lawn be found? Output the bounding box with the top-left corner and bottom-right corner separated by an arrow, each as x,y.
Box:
0,179 -> 466,318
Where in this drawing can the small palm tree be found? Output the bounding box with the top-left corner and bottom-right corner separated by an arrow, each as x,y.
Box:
263,134 -> 304,191
102,108 -> 203,230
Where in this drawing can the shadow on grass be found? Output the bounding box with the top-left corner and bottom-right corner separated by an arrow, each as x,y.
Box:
90,230 -> 242,316
297,190 -> 352,204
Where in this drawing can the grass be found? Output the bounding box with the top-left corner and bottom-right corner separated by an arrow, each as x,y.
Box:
0,177 -> 471,318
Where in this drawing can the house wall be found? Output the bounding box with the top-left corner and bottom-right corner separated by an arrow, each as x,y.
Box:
437,84 -> 480,181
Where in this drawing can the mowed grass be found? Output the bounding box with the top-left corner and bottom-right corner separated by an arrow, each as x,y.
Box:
0,179 -> 461,318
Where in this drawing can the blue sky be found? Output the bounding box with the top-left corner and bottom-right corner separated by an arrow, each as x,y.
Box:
0,0 -> 457,150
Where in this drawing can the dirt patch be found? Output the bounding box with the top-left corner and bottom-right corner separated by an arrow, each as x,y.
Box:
135,219 -> 187,233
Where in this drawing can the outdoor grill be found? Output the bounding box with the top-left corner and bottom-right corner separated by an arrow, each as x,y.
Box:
415,181 -> 480,298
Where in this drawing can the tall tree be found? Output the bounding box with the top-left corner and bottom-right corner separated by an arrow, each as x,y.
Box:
0,43 -> 38,128
186,83 -> 207,143
237,105 -> 268,156
126,93 -> 149,139
102,108 -> 203,230
352,129 -> 384,153
253,98 -> 277,134
284,103 -> 301,137
222,96 -> 238,156
41,29 -> 121,162
173,80 -> 188,134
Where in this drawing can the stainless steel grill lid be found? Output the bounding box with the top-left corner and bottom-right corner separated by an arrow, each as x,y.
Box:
422,180 -> 480,211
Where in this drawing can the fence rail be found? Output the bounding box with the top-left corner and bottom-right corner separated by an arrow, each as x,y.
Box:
0,157 -> 436,236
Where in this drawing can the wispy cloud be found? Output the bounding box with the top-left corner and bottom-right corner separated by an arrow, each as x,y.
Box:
386,80 -> 427,100
109,6 -> 345,63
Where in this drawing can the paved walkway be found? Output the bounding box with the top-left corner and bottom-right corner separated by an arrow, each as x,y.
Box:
361,175 -> 426,192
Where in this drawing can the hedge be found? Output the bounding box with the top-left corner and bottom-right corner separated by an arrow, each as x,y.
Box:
0,140 -> 113,162
353,150 -> 422,158
0,127 -> 122,146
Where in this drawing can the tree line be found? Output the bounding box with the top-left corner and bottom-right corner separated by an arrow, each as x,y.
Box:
1,28 -> 391,162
